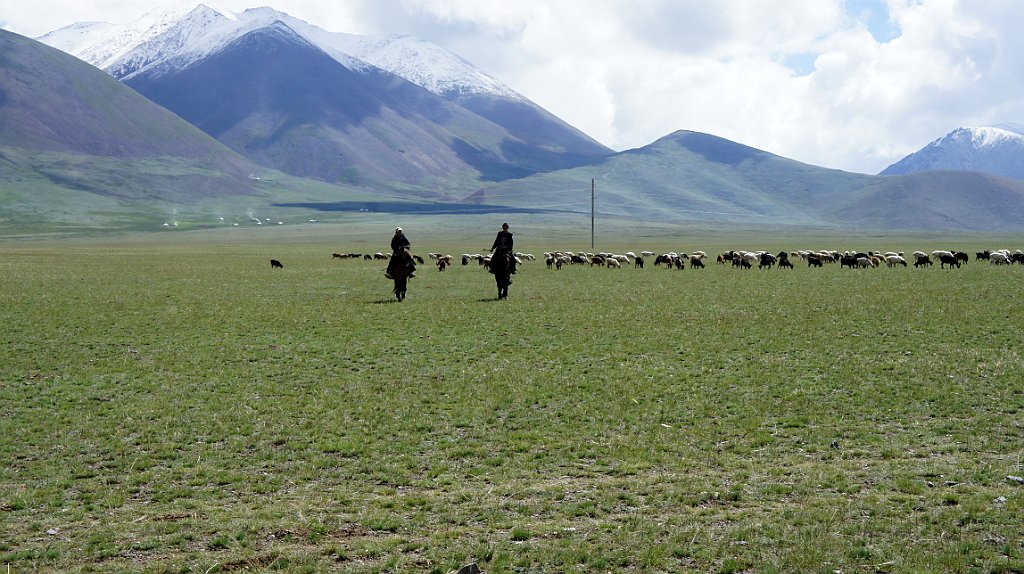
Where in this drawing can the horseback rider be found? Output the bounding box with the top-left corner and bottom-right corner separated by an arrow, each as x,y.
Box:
490,222 -> 516,277
385,227 -> 415,279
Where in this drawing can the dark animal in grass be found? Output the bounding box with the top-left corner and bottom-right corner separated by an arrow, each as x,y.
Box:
690,257 -> 704,269
914,254 -> 932,267
840,256 -> 859,269
389,249 -> 415,302
976,250 -> 990,261
490,250 -> 515,300
939,254 -> 961,268
954,251 -> 969,265
635,256 -> 644,269
270,259 -> 283,269
807,255 -> 823,268
778,258 -> 794,269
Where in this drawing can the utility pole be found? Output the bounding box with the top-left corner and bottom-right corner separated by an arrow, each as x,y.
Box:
591,178 -> 595,250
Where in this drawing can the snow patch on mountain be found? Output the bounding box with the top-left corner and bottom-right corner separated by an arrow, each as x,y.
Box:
938,126 -> 1024,149
329,34 -> 523,101
36,22 -> 116,54
37,3 -> 522,101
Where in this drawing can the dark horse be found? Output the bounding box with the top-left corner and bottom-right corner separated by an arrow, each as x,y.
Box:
490,250 -> 514,300
390,249 -> 414,301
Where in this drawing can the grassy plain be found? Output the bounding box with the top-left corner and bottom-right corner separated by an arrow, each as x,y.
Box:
2,221 -> 1023,573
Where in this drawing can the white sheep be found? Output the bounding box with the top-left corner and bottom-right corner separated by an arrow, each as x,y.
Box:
885,255 -> 907,267
990,251 -> 1012,265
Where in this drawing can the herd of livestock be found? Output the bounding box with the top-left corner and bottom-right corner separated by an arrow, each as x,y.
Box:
333,248 -> 1024,271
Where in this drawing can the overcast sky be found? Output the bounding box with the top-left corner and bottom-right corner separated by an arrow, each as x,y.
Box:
4,0 -> 1023,174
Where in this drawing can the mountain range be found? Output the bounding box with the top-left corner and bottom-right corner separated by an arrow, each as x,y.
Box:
39,5 -> 610,189
3,4 -> 1024,234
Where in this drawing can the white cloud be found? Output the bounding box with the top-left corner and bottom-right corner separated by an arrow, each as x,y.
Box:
4,0 -> 1024,174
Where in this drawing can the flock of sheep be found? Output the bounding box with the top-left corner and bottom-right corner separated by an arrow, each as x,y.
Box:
336,248 -> 1024,273
431,248 -> 1024,271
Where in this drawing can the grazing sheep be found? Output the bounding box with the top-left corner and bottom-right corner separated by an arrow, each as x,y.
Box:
938,254 -> 961,268
914,254 -> 933,268
270,259 -> 283,269
990,251 -> 1012,265
733,257 -> 752,269
885,255 -> 907,267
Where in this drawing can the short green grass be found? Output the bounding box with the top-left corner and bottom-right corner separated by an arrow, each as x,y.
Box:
2,226 -> 1023,573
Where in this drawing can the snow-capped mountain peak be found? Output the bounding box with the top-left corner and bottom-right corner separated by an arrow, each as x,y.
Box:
37,3 -> 522,101
939,125 -> 1024,149
880,124 -> 1024,180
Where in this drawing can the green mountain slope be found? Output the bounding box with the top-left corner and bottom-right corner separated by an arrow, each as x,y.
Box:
0,30 -> 382,233
467,131 -> 877,226
465,130 -> 1024,232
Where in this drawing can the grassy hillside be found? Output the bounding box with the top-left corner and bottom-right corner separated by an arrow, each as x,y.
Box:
837,171 -> 1024,232
463,132 -> 1024,232
466,131 -> 878,226
0,147 -> 403,236
2,229 -> 1023,572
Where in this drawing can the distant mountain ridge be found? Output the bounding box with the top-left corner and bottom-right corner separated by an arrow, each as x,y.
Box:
464,130 -> 1024,232
10,7 -> 1024,234
37,5 -> 611,187
880,124 -> 1024,181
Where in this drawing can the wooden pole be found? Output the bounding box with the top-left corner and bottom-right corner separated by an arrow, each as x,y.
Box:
591,178 -> 595,250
